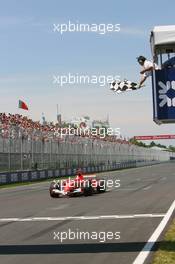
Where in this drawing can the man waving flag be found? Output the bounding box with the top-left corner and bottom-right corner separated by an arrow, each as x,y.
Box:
18,100 -> 29,111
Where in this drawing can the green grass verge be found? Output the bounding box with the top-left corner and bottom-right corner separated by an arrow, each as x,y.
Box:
152,219 -> 175,264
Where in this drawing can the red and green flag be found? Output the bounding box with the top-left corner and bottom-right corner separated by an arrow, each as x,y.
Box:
18,100 -> 29,110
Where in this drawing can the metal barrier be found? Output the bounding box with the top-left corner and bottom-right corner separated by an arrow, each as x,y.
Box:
0,159 -> 171,185
0,161 -> 135,185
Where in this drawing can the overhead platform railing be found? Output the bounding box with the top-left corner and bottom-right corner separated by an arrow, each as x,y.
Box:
150,25 -> 175,124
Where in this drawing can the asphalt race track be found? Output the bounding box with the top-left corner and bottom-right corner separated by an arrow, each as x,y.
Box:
0,162 -> 175,264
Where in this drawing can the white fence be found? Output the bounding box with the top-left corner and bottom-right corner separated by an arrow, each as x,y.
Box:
0,135 -> 173,172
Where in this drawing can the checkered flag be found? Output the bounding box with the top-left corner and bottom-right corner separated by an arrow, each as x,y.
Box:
110,80 -> 139,93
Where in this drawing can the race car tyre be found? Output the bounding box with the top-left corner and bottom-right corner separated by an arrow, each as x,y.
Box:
83,180 -> 93,196
49,181 -> 61,198
49,191 -> 60,198
97,179 -> 106,193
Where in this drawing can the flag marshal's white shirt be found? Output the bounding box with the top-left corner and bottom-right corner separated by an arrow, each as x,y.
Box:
143,60 -> 159,77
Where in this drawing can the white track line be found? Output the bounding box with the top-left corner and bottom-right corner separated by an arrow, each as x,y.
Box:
143,185 -> 152,191
0,214 -> 165,222
160,177 -> 167,181
133,199 -> 175,264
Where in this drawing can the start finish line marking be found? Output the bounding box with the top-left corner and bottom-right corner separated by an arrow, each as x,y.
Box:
0,214 -> 165,222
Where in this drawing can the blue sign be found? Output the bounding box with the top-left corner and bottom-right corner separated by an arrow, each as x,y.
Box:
152,68 -> 175,124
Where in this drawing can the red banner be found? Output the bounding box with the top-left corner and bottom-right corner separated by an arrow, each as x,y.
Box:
134,135 -> 175,140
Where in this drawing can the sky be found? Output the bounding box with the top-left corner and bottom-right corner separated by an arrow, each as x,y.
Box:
0,0 -> 175,145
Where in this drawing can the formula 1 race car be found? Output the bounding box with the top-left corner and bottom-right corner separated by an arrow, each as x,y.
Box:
49,174 -> 106,198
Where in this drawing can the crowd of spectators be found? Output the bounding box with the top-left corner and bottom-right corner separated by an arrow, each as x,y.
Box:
0,113 -> 130,144
0,113 -> 57,140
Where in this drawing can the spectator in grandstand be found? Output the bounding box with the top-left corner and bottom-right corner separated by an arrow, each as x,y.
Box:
0,113 -> 130,145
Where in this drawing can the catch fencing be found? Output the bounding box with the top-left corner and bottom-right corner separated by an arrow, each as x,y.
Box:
0,134 -> 173,174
